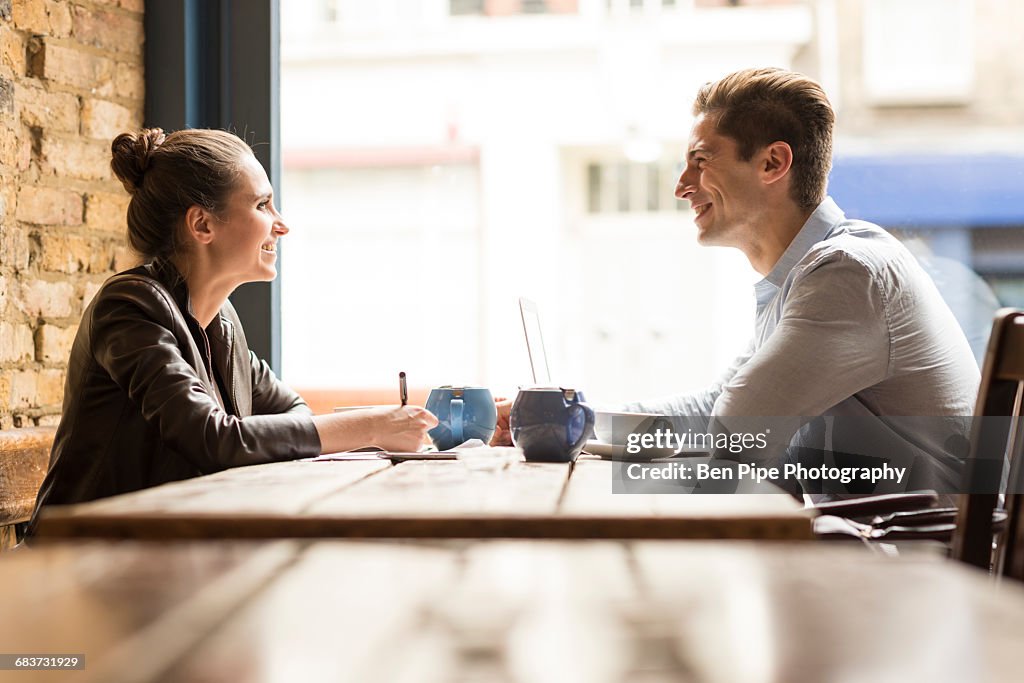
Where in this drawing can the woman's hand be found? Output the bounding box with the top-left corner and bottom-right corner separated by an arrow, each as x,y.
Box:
489,397 -> 514,446
312,406 -> 438,454
366,405 -> 439,452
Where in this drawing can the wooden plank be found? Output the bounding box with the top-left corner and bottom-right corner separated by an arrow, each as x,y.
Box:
0,540 -> 298,683
629,542 -> 1024,682
36,460 -> 575,540
65,460 -> 389,516
156,541 -> 464,683
32,512 -> 813,541
0,427 -> 55,525
153,541 -> 1024,681
561,458 -> 813,539
7,539 -> 1024,680
308,460 -> 570,515
37,458 -> 812,540
159,540 -> 637,682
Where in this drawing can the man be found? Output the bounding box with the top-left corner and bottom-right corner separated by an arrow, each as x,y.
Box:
498,67 -> 980,499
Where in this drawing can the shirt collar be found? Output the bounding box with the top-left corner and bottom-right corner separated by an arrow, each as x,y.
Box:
755,196 -> 845,303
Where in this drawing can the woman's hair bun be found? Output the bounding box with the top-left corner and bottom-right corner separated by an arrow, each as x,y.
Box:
110,128 -> 167,194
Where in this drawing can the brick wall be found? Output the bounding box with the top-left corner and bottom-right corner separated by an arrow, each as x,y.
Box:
0,0 -> 143,429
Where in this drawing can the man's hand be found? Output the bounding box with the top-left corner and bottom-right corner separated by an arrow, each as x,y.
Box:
490,397 -> 513,446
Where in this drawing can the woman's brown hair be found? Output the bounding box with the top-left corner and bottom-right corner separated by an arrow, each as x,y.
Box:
110,128 -> 253,261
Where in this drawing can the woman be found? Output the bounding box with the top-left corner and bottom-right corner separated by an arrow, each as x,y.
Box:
30,128 -> 436,520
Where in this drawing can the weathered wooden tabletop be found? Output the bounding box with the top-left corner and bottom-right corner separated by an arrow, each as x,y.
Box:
35,454 -> 813,541
2,539 -> 1022,682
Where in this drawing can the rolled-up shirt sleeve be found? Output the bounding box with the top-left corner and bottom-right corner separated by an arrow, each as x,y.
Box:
711,252 -> 890,462
624,341 -> 755,422
91,280 -> 321,472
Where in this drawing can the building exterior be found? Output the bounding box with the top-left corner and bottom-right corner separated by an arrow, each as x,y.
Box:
279,0 -> 1023,402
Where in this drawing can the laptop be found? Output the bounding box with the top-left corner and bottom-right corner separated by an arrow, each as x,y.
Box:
518,297 -> 552,385
519,297 -> 608,447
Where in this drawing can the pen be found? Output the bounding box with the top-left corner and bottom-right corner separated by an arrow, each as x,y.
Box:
399,371 -> 408,406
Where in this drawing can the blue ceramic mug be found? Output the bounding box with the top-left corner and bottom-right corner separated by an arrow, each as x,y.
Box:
510,387 -> 595,462
426,386 -> 497,451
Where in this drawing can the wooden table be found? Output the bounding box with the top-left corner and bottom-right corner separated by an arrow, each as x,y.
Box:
34,455 -> 812,541
3,539 -> 1023,682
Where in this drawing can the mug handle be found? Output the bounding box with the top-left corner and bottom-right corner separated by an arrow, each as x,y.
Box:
451,398 -> 464,446
567,403 -> 595,453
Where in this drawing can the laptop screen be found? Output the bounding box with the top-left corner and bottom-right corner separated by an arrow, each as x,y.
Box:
519,298 -> 552,385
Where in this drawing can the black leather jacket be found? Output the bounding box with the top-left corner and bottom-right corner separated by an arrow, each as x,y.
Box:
30,259 -> 321,522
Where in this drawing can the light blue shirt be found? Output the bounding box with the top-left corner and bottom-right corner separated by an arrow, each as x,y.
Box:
629,197 -> 980,496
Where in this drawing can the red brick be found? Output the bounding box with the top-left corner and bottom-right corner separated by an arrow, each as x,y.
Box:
16,184 -> 83,225
41,135 -> 109,180
81,279 -> 102,309
0,222 -> 30,270
45,0 -> 71,37
0,123 -> 33,171
89,0 -> 144,11
37,40 -> 116,91
11,0 -> 47,33
110,61 -> 143,101
0,123 -> 18,168
111,242 -> 137,270
0,374 -> 10,420
10,370 -> 36,409
0,321 -> 34,362
35,322 -> 77,363
81,98 -> 133,140
36,367 -> 64,406
17,83 -> 79,133
86,238 -> 136,273
72,4 -> 142,56
15,277 -> 75,318
37,230 -> 92,273
0,76 -> 11,116
0,176 -> 15,222
1,27 -> 26,76
85,191 -> 129,232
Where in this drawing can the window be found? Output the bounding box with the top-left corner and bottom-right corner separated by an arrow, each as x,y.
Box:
281,0 -> 1022,406
451,0 -> 578,15
862,0 -> 974,105
586,161 -> 687,214
450,0 -> 485,15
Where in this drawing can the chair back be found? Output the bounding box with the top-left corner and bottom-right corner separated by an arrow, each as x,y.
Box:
952,309 -> 1024,577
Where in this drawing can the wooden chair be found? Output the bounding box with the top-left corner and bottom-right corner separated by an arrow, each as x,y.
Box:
953,309 -> 1024,577
0,426 -> 55,550
813,309 -> 1024,579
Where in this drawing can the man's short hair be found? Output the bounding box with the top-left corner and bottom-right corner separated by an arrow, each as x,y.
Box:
693,67 -> 835,210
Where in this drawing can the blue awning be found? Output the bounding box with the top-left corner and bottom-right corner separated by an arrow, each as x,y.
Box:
827,155 -> 1024,227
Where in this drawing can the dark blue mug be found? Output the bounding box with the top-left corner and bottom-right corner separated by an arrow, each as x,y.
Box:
426,386 -> 497,451
510,387 -> 595,462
